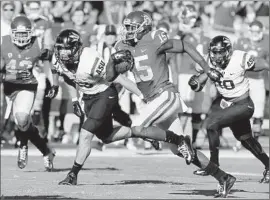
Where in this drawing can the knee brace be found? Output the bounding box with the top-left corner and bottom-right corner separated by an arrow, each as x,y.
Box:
253,118 -> 263,133
191,113 -> 202,130
14,112 -> 32,131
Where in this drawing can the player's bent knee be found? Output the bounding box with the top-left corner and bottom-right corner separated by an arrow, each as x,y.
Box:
82,118 -> 103,134
14,112 -> 31,131
206,122 -> 219,133
131,126 -> 144,137
253,118 -> 263,133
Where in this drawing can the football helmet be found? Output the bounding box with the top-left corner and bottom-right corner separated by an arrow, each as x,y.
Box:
54,29 -> 83,65
121,11 -> 152,43
208,35 -> 232,69
10,15 -> 33,47
178,4 -> 198,32
249,20 -> 264,42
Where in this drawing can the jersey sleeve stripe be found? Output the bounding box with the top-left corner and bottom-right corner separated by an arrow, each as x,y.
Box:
91,57 -> 100,75
241,52 -> 247,68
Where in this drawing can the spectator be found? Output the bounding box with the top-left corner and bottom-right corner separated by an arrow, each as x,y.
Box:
1,1 -> 15,37
62,8 -> 98,47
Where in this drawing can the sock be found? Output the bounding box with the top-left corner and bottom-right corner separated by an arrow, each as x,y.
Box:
164,130 -> 184,145
207,129 -> 220,166
28,125 -> 50,156
204,161 -> 227,182
15,129 -> 29,147
192,129 -> 199,144
59,114 -> 65,131
191,150 -> 211,168
70,162 -> 82,176
241,137 -> 269,169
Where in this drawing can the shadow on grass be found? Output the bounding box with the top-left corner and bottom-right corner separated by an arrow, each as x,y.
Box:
1,195 -> 80,199
99,180 -> 183,186
169,189 -> 250,198
24,167 -> 120,173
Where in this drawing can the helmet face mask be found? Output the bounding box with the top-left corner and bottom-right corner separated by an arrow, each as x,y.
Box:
11,16 -> 33,47
121,11 -> 152,43
209,36 -> 232,69
54,29 -> 82,66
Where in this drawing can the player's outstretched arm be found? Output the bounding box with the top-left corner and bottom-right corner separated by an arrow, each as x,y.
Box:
157,39 -> 210,73
113,74 -> 144,99
249,57 -> 269,72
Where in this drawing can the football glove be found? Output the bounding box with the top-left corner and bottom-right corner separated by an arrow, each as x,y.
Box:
207,68 -> 223,82
46,85 -> 59,99
39,49 -> 53,61
111,50 -> 134,74
72,100 -> 84,118
188,74 -> 205,92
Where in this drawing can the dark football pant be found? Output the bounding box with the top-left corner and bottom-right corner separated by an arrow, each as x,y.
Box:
205,96 -> 254,166
82,85 -> 119,141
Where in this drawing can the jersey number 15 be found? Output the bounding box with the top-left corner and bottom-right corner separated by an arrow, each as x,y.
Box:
133,55 -> 153,82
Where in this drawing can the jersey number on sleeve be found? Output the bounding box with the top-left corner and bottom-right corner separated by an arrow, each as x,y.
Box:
133,55 -> 153,82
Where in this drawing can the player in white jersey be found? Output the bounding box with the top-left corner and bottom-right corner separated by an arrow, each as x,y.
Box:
48,29 -> 196,186
188,36 -> 269,187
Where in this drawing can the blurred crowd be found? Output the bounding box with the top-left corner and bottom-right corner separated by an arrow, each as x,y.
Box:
1,1 -> 269,150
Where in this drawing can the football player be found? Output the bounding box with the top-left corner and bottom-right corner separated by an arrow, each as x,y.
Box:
189,36 -> 270,189
116,11 -> 236,198
0,15 -> 55,171
24,1 -> 54,130
234,20 -> 269,142
49,29 -> 195,186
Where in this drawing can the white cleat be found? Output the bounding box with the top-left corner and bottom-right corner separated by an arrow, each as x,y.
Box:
17,146 -> 28,169
43,148 -> 56,171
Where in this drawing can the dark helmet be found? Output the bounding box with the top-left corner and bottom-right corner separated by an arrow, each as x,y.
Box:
209,35 -> 233,69
11,15 -> 33,47
54,29 -> 83,65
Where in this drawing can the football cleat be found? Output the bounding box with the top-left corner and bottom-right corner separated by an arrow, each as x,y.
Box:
43,149 -> 56,171
178,135 -> 195,165
259,168 -> 269,183
17,145 -> 28,169
58,172 -> 77,185
193,168 -> 210,176
214,174 -> 236,198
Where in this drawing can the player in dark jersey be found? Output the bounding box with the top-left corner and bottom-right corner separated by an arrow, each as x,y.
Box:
0,15 -> 55,171
115,11 -> 235,198
234,20 -> 269,143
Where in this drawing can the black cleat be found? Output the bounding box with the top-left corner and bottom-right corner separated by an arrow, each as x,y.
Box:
58,172 -> 77,185
17,146 -> 28,169
259,168 -> 269,183
193,168 -> 210,176
214,174 -> 236,198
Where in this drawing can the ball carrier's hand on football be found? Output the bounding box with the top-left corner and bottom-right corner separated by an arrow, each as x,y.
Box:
188,73 -> 209,92
207,68 -> 223,82
111,50 -> 134,74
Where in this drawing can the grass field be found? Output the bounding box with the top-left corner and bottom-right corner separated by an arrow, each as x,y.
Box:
1,146 -> 269,199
